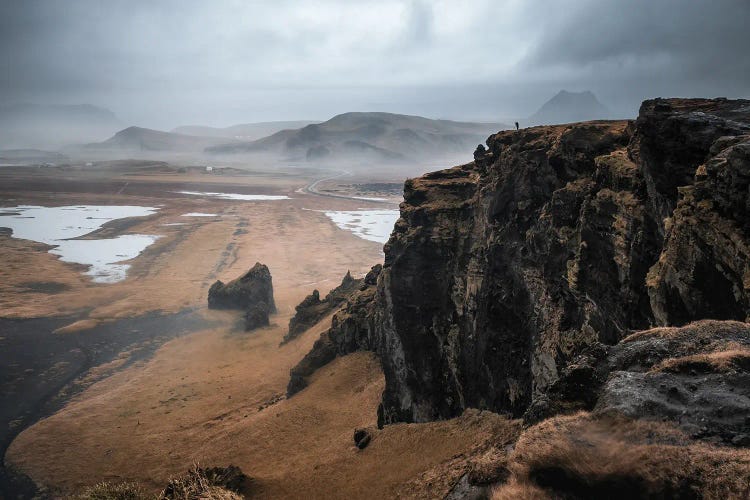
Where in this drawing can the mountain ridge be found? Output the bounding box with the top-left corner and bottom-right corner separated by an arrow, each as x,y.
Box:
206,111 -> 509,164
172,120 -> 320,140
84,126 -> 235,152
528,89 -> 611,125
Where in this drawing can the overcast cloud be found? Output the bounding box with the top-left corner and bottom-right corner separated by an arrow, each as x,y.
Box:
1,0 -> 748,128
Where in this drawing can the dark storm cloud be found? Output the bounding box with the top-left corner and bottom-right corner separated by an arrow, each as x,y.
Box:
1,0 -> 748,128
522,0 -> 750,99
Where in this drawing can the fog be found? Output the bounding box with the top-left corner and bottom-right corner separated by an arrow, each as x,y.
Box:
1,0 -> 749,131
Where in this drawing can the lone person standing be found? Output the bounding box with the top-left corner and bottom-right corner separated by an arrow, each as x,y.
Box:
515,121 -> 520,131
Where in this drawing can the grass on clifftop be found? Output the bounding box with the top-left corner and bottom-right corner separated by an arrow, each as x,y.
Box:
72,465 -> 244,500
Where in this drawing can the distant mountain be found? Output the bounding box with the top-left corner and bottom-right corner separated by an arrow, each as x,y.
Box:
206,112 -> 508,163
84,126 -> 235,152
172,121 -> 319,140
528,90 -> 610,125
0,103 -> 122,149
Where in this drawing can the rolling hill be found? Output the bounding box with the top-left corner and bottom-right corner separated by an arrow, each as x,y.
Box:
172,121 -> 319,141
206,112 -> 508,164
84,126 -> 235,152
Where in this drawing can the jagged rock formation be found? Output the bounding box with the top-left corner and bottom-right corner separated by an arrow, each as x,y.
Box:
290,98 -> 750,432
526,320 -> 750,442
287,265 -> 381,395
596,320 -> 750,443
208,263 -> 275,330
282,271 -> 362,344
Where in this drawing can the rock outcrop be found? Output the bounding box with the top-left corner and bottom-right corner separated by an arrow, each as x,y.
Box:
525,320 -> 750,441
287,265 -> 381,396
290,98 -> 750,430
282,271 -> 362,344
596,320 -> 750,444
208,262 -> 275,330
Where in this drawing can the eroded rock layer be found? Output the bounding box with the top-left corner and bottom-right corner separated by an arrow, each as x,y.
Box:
291,98 -> 750,426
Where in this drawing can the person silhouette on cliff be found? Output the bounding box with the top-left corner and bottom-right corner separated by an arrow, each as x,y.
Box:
515,121 -> 519,131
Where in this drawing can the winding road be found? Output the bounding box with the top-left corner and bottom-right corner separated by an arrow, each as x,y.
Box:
299,170 -> 395,204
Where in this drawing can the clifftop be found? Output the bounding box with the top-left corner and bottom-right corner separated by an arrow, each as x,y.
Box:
290,97 -> 750,433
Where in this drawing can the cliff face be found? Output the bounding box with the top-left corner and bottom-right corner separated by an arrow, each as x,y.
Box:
377,120 -> 647,423
291,98 -> 750,426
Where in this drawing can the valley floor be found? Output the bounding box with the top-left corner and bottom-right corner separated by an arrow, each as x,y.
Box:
0,162 -> 508,498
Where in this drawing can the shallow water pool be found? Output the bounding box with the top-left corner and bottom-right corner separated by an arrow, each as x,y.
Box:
0,205 -> 159,283
176,190 -> 290,201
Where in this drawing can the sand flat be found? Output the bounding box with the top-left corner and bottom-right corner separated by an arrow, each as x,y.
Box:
0,162 -> 503,498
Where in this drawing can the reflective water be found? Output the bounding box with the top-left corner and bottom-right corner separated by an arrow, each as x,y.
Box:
176,191 -> 290,201
0,205 -> 159,283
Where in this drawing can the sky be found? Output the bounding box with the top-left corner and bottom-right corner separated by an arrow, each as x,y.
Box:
1,0 -> 749,129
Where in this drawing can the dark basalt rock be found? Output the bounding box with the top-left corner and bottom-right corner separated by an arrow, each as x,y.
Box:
594,320 -> 750,444
628,98 -> 750,234
244,301 -> 271,331
282,271 -> 362,344
286,265 -> 381,396
377,120 -> 641,424
526,320 -> 750,444
353,428 -> 371,449
208,262 -> 275,330
290,98 -> 750,429
647,134 -> 750,326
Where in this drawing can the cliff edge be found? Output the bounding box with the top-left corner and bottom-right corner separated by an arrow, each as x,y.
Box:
290,98 -> 750,431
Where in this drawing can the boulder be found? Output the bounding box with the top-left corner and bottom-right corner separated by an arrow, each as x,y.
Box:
594,320 -> 750,444
208,262 -> 275,330
353,428 -> 371,449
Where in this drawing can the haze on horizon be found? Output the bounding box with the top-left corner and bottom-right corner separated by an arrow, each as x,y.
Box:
1,0 -> 749,130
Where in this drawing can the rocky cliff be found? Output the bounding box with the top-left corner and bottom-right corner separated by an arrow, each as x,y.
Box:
290,98 -> 750,430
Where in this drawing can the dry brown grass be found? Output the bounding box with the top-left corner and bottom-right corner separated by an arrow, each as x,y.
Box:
159,466 -> 243,500
622,319 -> 749,343
70,466 -> 246,500
491,480 -> 549,500
72,481 -> 148,500
652,347 -> 750,374
492,412 -> 750,499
